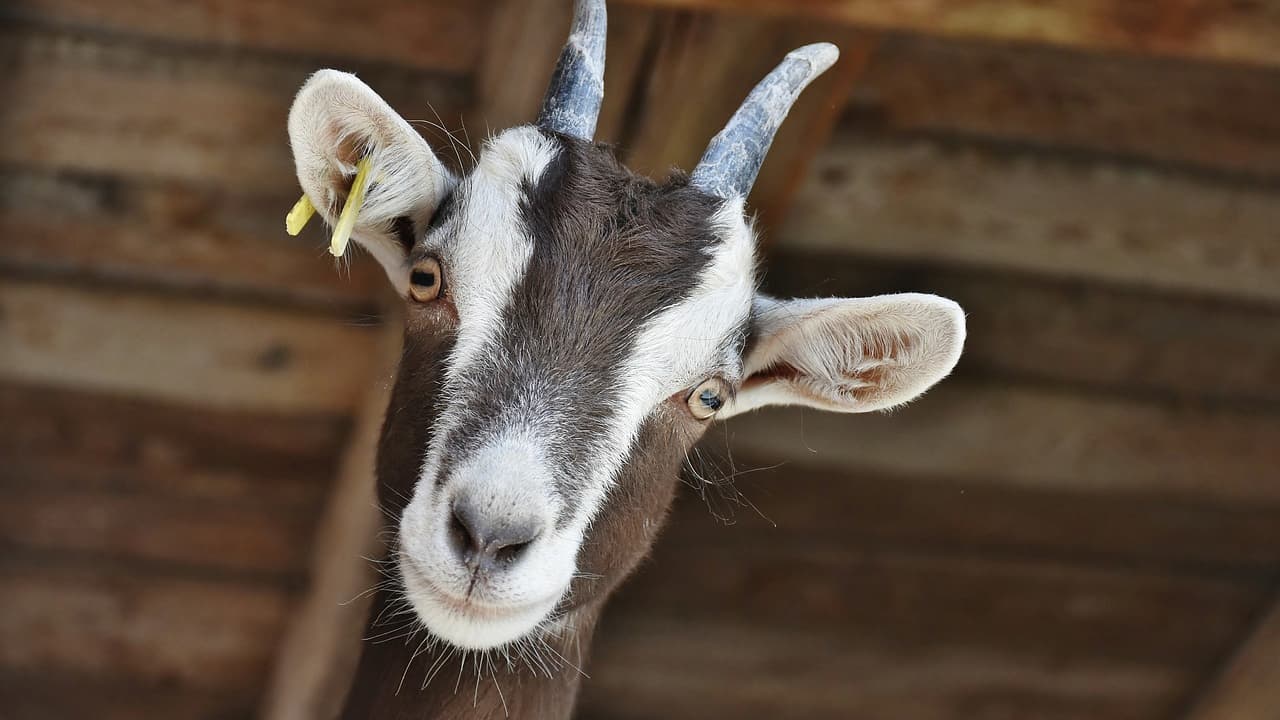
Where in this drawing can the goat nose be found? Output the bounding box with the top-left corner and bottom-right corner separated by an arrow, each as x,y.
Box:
448,495 -> 542,574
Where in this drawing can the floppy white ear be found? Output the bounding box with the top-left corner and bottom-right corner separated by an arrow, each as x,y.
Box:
287,69 -> 454,293
720,293 -> 965,418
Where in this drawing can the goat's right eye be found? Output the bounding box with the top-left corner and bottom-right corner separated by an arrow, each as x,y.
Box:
409,257 -> 443,303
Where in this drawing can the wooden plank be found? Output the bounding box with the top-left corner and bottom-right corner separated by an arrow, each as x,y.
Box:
1185,596 -> 1280,720
3,0 -> 488,73
0,168 -> 382,311
612,538 -> 1264,665
764,253 -> 1280,407
0,489 -> 314,578
720,380 -> 1280,504
850,35 -> 1280,180
617,11 -> 867,230
0,382 -> 347,505
586,619 -> 1187,720
664,459 -> 1280,576
1,671 -> 258,720
0,280 -> 380,413
781,133 -> 1280,303
622,0 -> 1280,69
584,534 -> 1266,720
0,560 -> 293,691
0,26 -> 470,191
261,326 -> 401,720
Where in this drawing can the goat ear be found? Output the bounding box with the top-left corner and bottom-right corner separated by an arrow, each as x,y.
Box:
287,70 -> 454,294
719,293 -> 965,418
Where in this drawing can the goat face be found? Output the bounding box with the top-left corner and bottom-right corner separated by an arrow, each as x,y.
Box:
286,2 -> 964,654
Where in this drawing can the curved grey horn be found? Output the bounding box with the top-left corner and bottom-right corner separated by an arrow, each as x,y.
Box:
690,43 -> 839,200
537,0 -> 607,139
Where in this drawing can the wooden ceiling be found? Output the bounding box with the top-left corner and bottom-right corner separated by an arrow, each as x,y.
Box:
1,1 -> 1279,719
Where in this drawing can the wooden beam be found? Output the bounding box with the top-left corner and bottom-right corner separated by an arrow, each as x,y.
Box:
0,280 -> 380,413
851,34 -> 1280,180
2,671 -> 260,720
1185,594 -> 1280,720
781,132 -> 1280,304
0,559 -> 293,691
0,383 -> 348,505
616,10 -> 868,230
3,0 -> 489,73
0,169 -> 382,311
765,253 -> 1280,408
583,533 -> 1265,720
261,324 -> 401,720
661,459 -> 1280,575
621,0 -> 1280,69
721,380 -> 1280,504
0,26 -> 469,191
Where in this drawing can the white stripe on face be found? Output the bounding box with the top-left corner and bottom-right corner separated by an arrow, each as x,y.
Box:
411,126 -> 561,497
557,197 -> 757,540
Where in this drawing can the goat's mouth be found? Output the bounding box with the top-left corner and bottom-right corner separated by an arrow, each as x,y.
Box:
398,554 -> 565,650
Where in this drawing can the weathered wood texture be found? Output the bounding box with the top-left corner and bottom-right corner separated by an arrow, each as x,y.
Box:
0,383 -> 347,718
0,280 -> 381,412
720,380 -> 1280,504
581,484 -> 1273,720
0,27 -> 470,191
782,132 -> 1280,304
623,0 -> 1280,68
0,169 -> 383,311
849,35 -> 1280,180
3,0 -> 489,72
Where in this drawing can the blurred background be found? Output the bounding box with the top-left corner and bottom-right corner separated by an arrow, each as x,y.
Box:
2,1 -> 1279,718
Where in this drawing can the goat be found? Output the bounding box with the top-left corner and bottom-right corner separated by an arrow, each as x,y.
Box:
286,1 -> 965,716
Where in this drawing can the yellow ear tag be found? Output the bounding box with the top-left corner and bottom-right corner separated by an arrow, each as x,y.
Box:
329,156 -> 374,257
285,194 -> 316,236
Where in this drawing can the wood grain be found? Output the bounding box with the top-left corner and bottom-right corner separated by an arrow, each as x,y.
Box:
720,380 -> 1280,504
0,382 -> 347,505
585,533 -> 1266,720
0,280 -> 380,413
3,0 -> 488,73
851,35 -> 1280,180
1,671 -> 259,720
0,560 -> 293,691
764,253 -> 1280,407
0,169 -> 382,311
622,0 -> 1280,68
0,489 -> 314,578
0,26 -> 470,191
781,133 -> 1280,303
662,459 -> 1280,576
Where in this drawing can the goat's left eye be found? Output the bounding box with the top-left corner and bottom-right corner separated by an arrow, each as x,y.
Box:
408,257 -> 443,303
687,378 -> 729,420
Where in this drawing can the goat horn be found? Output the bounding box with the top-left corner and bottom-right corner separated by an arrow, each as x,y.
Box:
690,43 -> 839,200
537,0 -> 607,140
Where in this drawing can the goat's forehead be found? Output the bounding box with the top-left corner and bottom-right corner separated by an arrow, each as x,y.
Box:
422,125 -> 755,332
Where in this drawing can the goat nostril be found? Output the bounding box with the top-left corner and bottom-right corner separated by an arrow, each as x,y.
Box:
492,538 -> 533,566
449,507 -> 478,560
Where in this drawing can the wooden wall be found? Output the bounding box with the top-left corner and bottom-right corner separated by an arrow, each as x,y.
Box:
2,1 -> 1278,719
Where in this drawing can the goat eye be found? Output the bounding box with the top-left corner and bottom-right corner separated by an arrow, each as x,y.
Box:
687,378 -> 729,420
408,257 -> 442,302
